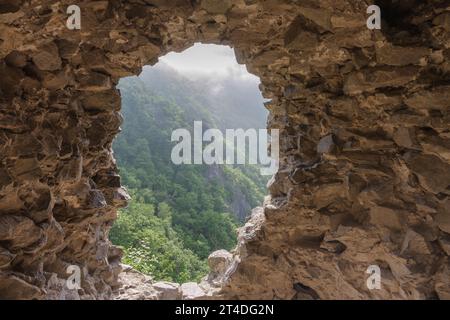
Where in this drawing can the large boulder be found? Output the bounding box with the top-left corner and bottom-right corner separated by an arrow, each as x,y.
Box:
208,250 -> 233,275
180,282 -> 207,300
153,282 -> 180,300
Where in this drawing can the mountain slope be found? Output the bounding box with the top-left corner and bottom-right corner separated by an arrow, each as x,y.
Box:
110,63 -> 268,282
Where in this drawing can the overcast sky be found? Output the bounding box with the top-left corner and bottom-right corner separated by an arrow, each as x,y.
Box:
158,43 -> 259,83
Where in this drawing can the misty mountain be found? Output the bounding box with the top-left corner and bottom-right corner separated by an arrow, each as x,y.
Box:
110,61 -> 269,281
137,62 -> 268,131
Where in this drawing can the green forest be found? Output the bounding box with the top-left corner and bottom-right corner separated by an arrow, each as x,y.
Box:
109,63 -> 268,283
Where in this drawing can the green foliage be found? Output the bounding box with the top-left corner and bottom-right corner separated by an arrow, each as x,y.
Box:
110,200 -> 208,283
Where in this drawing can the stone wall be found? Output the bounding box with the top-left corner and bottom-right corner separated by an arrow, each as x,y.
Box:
0,0 -> 449,299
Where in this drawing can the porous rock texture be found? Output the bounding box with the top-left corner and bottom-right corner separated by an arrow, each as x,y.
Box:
0,0 -> 449,300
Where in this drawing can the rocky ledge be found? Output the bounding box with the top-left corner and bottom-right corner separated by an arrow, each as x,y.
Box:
115,249 -> 234,300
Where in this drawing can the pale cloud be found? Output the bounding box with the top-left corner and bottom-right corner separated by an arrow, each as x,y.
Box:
158,43 -> 259,83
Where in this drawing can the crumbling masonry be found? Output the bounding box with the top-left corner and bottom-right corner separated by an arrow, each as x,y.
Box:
0,0 -> 449,299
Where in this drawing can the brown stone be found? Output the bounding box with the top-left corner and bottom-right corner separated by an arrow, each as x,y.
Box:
208,250 -> 232,275
404,153 -> 450,193
393,127 -> 414,148
82,90 -> 121,112
0,215 -> 43,249
369,206 -> 403,231
31,42 -> 62,71
344,67 -> 419,95
5,50 -> 27,68
405,86 -> 450,111
401,229 -> 431,255
0,247 -> 15,269
78,72 -> 112,91
180,282 -> 207,300
200,0 -> 233,14
438,236 -> 450,255
153,282 -> 180,300
376,44 -> 429,66
11,158 -> 42,181
0,274 -> 43,300
435,212 -> 450,235
0,0 -> 448,301
297,6 -> 332,32
0,168 -> 12,190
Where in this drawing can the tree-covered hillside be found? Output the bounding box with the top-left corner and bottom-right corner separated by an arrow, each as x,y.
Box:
110,63 -> 268,282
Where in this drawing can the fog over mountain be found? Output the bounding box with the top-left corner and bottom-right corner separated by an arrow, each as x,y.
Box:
159,43 -> 258,80
138,60 -> 268,131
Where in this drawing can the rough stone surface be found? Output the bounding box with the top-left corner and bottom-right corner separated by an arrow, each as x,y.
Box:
208,250 -> 233,275
153,282 -> 181,300
181,282 -> 208,300
113,264 -> 220,300
0,0 -> 449,300
114,265 -> 158,300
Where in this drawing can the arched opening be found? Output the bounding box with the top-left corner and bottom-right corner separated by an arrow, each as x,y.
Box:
110,43 -> 271,297
1,0 -> 448,301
